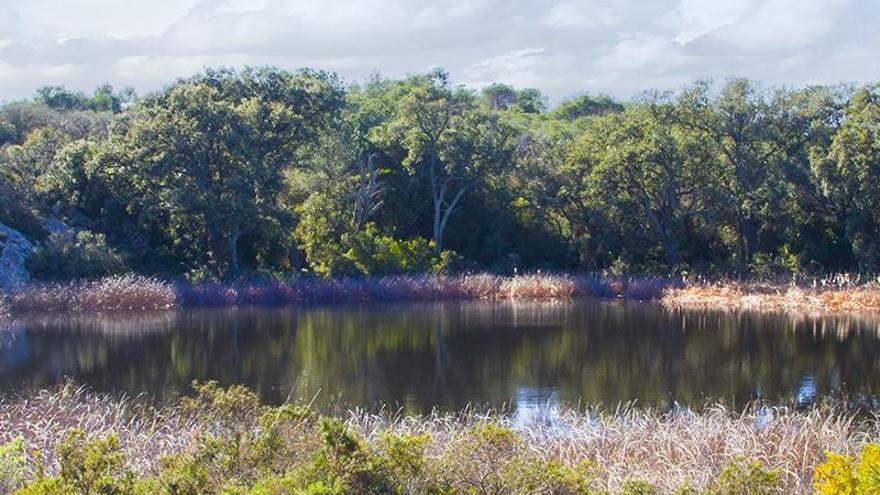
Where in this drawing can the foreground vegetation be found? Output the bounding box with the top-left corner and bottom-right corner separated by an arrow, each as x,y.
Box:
2,70 -> 880,283
0,383 -> 877,494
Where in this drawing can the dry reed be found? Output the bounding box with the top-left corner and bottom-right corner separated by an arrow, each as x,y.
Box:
0,384 -> 876,493
664,276 -> 880,314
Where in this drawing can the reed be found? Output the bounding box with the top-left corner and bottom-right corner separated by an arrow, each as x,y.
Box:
663,276 -> 880,314
0,384 -> 875,494
3,275 -> 177,313
5,272 -> 880,317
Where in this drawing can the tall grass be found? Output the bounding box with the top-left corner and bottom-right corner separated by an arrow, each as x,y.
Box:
4,272 -> 880,316
664,275 -> 880,314
3,275 -> 177,313
178,273 -> 674,305
0,384 -> 875,493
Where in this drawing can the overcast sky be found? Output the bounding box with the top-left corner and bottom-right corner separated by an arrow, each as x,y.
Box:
0,0 -> 878,103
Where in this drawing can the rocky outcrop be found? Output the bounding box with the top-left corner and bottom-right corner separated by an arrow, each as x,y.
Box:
0,222 -> 33,289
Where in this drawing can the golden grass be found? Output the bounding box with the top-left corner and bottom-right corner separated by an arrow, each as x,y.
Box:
663,279 -> 880,314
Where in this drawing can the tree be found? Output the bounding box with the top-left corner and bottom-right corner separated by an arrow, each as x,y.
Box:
575,101 -> 716,268
679,79 -> 800,262
813,85 -> 880,270
551,94 -> 623,121
108,68 -> 343,277
378,73 -> 515,253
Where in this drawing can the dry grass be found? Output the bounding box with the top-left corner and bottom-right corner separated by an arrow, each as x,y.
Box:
0,384 -> 876,493
352,405 -> 876,494
3,275 -> 177,313
6,272 -> 880,317
179,273 -> 672,306
664,275 -> 880,314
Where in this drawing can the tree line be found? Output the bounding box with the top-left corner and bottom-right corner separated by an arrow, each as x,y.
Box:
1,67 -> 878,280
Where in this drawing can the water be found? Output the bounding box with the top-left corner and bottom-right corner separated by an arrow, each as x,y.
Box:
1,301 -> 879,413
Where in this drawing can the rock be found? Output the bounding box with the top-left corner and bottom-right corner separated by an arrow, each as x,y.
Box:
0,222 -> 33,289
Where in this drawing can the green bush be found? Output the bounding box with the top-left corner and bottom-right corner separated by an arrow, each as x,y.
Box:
712,457 -> 779,495
27,230 -> 127,280
0,437 -> 30,492
340,224 -> 453,276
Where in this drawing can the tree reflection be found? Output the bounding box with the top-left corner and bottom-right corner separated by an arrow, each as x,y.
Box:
2,303 -> 880,412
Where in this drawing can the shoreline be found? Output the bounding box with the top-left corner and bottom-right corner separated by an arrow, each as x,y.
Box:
3,273 -> 880,317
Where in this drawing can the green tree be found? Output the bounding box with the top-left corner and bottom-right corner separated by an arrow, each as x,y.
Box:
813,85 -> 880,270
108,68 -> 343,277
377,72 -> 515,253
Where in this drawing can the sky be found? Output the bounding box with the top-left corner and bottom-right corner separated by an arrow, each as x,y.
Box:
0,0 -> 878,103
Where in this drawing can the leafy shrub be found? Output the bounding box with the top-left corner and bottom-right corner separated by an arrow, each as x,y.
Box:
340,224 -> 454,276
0,436 -> 30,492
712,457 -> 779,495
15,429 -> 136,494
814,443 -> 880,494
57,429 -> 134,494
620,479 -> 660,494
27,230 -> 127,280
182,380 -> 263,424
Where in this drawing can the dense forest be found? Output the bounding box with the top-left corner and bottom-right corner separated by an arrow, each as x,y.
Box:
1,68 -> 878,280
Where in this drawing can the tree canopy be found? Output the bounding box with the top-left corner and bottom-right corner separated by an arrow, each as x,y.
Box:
1,69 -> 876,279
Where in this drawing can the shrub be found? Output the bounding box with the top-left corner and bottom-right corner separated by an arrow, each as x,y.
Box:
0,436 -> 30,492
620,479 -> 660,494
181,380 -> 263,425
814,443 -> 880,494
27,230 -> 127,280
712,457 -> 779,495
340,224 -> 453,277
56,429 -> 134,494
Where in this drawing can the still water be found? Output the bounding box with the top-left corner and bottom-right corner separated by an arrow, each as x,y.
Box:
1,301 -> 880,412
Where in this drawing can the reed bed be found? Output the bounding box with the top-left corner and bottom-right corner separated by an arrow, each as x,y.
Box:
2,275 -> 177,313
178,273 -> 673,306
0,384 -> 876,493
664,275 -> 880,314
5,272 -> 880,317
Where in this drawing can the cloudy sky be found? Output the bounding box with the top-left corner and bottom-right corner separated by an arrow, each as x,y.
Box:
0,0 -> 877,102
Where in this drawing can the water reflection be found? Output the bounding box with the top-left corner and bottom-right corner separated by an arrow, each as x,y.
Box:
1,301 -> 880,413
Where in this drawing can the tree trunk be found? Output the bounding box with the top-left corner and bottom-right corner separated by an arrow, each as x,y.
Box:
640,196 -> 678,268
741,216 -> 759,262
228,228 -> 241,279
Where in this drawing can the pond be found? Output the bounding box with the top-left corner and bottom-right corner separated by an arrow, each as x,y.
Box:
1,301 -> 880,413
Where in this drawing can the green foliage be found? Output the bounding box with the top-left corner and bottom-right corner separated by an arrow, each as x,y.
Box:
2,71 -> 880,278
27,230 -> 127,280
814,443 -> 880,495
14,429 -> 137,495
620,479 -> 660,495
341,224 -> 451,276
182,380 -> 264,423
711,457 -> 779,495
0,437 -> 30,493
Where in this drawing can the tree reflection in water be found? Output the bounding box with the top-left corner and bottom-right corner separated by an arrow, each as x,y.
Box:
1,301 -> 879,413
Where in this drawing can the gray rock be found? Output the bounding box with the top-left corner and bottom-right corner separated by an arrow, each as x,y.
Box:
0,222 -> 33,289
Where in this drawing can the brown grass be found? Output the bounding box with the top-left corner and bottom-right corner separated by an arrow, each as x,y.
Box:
1,273 -> 672,316
663,276 -> 880,314
0,384 -> 874,494
3,275 -> 177,313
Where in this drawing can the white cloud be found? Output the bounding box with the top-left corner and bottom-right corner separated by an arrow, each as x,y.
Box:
541,1 -> 620,29
0,0 -> 876,102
